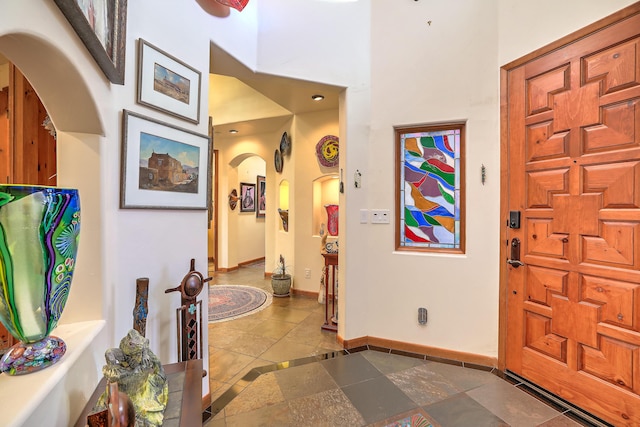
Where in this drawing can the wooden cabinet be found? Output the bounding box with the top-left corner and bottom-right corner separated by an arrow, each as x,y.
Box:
321,253 -> 338,332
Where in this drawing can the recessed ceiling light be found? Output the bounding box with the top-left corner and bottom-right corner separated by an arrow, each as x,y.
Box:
311,94 -> 325,101
229,129 -> 238,134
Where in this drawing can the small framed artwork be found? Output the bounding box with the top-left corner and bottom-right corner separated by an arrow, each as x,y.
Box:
240,182 -> 256,213
256,175 -> 266,218
137,39 -> 201,124
120,110 -> 211,210
395,122 -> 465,254
54,0 -> 127,84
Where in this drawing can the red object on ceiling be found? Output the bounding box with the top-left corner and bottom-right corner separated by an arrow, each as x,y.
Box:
215,0 -> 249,11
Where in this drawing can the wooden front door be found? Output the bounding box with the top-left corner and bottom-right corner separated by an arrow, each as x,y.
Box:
503,5 -> 640,426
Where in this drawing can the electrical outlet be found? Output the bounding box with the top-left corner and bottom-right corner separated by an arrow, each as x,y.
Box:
371,209 -> 390,224
304,268 -> 311,279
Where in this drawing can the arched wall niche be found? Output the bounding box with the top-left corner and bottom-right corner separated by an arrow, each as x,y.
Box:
0,32 -> 103,135
0,31 -> 104,324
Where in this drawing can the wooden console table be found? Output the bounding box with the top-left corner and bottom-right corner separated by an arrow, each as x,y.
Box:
321,253 -> 338,332
74,359 -> 203,427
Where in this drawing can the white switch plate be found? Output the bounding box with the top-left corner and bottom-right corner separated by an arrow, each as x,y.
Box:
359,209 -> 369,224
371,209 -> 390,224
304,268 -> 311,279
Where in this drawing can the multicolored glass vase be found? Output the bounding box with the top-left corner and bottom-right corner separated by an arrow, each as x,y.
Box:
0,185 -> 80,375
325,204 -> 339,236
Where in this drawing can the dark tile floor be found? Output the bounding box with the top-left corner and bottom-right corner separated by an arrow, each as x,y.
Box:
203,262 -> 598,427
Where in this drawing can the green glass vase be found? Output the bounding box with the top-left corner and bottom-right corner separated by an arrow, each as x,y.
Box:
0,185 -> 80,375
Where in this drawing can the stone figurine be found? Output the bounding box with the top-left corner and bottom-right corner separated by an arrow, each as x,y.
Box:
94,329 -> 168,427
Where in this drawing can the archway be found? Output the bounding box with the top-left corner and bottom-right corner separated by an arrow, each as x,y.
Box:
0,32 -> 104,325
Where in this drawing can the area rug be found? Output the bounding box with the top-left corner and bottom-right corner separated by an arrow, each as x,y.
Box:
208,284 -> 272,323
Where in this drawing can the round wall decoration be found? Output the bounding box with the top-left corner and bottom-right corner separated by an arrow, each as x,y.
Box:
280,132 -> 291,156
274,149 -> 283,173
316,135 -> 339,167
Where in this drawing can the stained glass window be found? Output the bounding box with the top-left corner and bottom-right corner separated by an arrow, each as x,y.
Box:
395,123 -> 465,253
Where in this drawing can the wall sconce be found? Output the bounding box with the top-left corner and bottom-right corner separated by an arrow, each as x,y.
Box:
228,189 -> 239,210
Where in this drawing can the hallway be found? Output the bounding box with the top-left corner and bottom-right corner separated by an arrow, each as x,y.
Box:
203,263 -> 593,426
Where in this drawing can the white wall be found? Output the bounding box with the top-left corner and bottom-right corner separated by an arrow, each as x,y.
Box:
0,0 -> 260,416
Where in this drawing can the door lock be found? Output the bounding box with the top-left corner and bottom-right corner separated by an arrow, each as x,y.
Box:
507,238 -> 524,268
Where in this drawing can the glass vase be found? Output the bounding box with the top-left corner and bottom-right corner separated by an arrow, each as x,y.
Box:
0,185 -> 81,375
325,204 -> 339,236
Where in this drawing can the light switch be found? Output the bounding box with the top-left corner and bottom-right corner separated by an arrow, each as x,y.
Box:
359,209 -> 369,224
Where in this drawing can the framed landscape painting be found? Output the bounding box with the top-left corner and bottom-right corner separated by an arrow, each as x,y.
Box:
54,0 -> 127,84
120,110 -> 210,209
137,39 -> 201,123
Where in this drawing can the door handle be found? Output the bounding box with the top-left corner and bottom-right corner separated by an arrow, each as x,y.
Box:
507,238 -> 524,268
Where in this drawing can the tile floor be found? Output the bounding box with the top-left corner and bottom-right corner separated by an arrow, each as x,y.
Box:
203,262 -> 602,427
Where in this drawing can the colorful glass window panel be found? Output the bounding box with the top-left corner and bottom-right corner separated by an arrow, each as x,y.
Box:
397,124 -> 464,252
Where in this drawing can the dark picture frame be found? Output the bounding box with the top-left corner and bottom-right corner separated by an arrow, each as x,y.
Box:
54,0 -> 127,84
256,175 -> 266,218
239,182 -> 256,213
120,110 -> 210,210
137,39 -> 202,124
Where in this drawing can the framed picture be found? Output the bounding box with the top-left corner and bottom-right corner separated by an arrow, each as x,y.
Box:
120,110 -> 211,210
239,182 -> 256,213
137,39 -> 202,124
54,0 -> 127,85
256,175 -> 266,218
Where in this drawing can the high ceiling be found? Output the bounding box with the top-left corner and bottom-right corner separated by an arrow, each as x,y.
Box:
1,46 -> 343,139
208,42 -> 343,138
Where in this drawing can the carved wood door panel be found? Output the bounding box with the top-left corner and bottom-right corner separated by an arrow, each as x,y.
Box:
504,9 -> 640,426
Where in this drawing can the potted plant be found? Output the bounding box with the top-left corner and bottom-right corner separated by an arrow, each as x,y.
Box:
271,254 -> 291,297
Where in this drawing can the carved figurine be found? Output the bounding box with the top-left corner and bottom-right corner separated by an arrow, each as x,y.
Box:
132,278 -> 149,337
94,329 -> 168,427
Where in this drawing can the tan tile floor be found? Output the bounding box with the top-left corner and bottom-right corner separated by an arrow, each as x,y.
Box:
203,262 -> 604,427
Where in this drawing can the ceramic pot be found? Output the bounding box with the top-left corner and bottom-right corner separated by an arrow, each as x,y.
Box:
0,185 -> 81,375
271,275 -> 291,297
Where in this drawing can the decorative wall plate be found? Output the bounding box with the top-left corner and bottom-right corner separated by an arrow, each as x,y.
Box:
316,135 -> 339,167
274,149 -> 283,173
280,132 -> 291,156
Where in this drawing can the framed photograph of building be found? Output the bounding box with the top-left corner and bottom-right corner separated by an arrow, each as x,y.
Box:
120,110 -> 210,209
137,39 -> 201,123
54,0 -> 127,84
240,182 -> 256,213
256,175 -> 266,217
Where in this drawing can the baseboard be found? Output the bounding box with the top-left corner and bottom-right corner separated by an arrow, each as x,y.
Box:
239,257 -> 265,267
341,335 -> 497,368
217,266 -> 239,273
291,288 -> 318,298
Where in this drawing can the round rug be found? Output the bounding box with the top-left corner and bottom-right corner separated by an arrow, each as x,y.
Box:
208,284 -> 272,323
